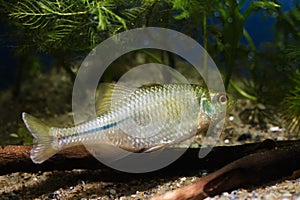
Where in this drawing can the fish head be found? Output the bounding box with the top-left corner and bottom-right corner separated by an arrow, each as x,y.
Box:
198,91 -> 234,125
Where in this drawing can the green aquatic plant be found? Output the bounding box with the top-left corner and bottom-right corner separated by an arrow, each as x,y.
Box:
168,0 -> 300,130
280,69 -> 300,134
250,2 -> 300,110
168,0 -> 281,99
279,43 -> 300,134
10,126 -> 33,145
275,3 -> 300,48
217,0 -> 280,94
168,0 -> 218,78
1,0 -> 150,53
0,0 -> 153,84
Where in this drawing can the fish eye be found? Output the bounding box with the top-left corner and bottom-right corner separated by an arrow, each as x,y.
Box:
218,93 -> 227,104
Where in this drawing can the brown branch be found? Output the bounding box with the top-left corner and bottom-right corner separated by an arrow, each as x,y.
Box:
0,145 -> 104,175
151,140 -> 300,200
0,140 -> 299,176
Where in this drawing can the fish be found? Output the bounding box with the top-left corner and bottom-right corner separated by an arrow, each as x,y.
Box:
22,83 -> 230,164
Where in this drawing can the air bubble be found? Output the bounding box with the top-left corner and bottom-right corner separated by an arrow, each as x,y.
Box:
272,12 -> 278,18
248,52 -> 254,61
214,11 -> 220,17
227,17 -> 233,23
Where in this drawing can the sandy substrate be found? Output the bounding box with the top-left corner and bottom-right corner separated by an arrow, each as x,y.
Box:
0,169 -> 299,200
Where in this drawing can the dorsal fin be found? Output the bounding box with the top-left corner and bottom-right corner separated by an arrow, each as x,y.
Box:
96,83 -> 136,115
95,83 -> 115,115
137,83 -> 163,89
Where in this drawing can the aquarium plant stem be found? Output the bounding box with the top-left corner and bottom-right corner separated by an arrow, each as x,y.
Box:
230,79 -> 257,101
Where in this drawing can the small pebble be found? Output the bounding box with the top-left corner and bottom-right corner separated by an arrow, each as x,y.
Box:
269,126 -> 280,132
202,171 -> 208,176
229,116 -> 234,121
190,143 -> 199,148
282,192 -> 292,197
48,193 -> 56,199
254,135 -> 261,142
264,193 -> 277,200
180,177 -> 186,182
109,189 -> 116,195
223,192 -> 229,196
280,189 -> 289,193
230,193 -> 236,200
237,132 -> 252,141
224,139 -> 230,144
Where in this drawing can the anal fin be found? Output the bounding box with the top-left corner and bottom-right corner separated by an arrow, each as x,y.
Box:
84,143 -> 132,164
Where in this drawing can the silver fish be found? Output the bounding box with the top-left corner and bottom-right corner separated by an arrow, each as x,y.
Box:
22,84 -> 229,164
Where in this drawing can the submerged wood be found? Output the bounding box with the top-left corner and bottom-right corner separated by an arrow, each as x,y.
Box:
0,140 -> 299,200
0,140 -> 299,175
152,139 -> 300,200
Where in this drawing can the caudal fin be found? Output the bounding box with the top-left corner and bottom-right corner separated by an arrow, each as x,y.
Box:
22,112 -> 58,164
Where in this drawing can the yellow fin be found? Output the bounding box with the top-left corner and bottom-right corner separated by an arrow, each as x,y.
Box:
96,83 -> 136,115
22,112 -> 58,164
137,83 -> 162,89
95,83 -> 115,115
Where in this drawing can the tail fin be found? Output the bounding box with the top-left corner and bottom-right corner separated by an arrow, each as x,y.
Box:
22,112 -> 58,164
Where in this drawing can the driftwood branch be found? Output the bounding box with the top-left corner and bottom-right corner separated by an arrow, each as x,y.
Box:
0,145 -> 99,175
152,140 -> 300,200
0,140 -> 299,199
0,139 -> 291,175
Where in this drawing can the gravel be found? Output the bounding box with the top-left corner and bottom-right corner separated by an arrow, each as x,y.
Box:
0,169 -> 299,200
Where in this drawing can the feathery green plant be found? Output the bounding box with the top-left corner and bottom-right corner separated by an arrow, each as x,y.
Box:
279,41 -> 300,134
2,0 -> 149,53
280,69 -> 300,134
0,0 -> 152,83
